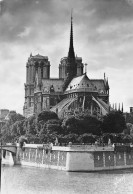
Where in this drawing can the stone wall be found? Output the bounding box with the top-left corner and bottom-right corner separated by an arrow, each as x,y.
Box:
19,147 -> 67,169
94,150 -> 133,169
4,144 -> 133,171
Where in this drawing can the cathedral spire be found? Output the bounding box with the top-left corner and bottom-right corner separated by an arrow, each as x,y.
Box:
68,10 -> 75,59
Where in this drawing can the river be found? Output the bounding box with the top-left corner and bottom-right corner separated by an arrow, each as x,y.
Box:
1,165 -> 133,194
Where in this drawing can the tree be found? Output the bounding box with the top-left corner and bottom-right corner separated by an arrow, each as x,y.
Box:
37,111 -> 58,122
78,133 -> 96,144
1,123 -> 12,143
101,111 -> 126,134
125,113 -> 133,124
62,116 -> 78,135
1,112 -> 25,143
75,113 -> 101,135
8,112 -> 25,124
46,119 -> 62,134
39,119 -> 62,143
24,115 -> 37,136
62,133 -> 79,144
10,120 -> 25,139
124,123 -> 133,136
62,113 -> 101,136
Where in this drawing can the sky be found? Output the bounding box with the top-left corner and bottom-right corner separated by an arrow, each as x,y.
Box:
0,0 -> 133,114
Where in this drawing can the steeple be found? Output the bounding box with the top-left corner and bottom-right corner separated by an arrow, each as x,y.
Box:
68,10 -> 75,59
62,11 -> 77,91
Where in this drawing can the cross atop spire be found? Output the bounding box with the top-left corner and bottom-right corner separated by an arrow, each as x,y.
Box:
68,9 -> 75,59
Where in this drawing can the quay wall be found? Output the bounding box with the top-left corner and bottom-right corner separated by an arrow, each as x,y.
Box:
17,145 -> 67,170
2,144 -> 133,171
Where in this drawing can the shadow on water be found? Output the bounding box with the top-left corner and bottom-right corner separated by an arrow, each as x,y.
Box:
95,168 -> 133,175
2,163 -> 133,175
65,168 -> 133,176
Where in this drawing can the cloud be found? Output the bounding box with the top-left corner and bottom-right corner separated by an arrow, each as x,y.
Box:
18,26 -> 31,38
126,0 -> 133,6
93,0 -> 133,21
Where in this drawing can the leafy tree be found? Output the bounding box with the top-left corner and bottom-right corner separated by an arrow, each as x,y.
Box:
8,112 -> 25,125
37,111 -> 58,122
1,122 -> 12,143
124,123 -> 133,136
10,120 -> 25,139
75,113 -> 102,135
101,111 -> 126,134
122,134 -> 133,143
62,113 -> 101,136
78,133 -> 96,144
62,116 -> 78,135
24,115 -> 37,135
62,133 -> 79,144
26,134 -> 40,144
46,119 -> 62,134
39,119 -> 62,143
1,112 -> 25,143
125,113 -> 133,124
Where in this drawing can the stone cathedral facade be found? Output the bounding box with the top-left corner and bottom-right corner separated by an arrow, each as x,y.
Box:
23,17 -> 110,118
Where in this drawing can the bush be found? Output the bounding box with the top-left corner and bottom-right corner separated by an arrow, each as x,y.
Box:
78,133 -> 96,144
62,133 -> 79,144
37,111 -> 58,122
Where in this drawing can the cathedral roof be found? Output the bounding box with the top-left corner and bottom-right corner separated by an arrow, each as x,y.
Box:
64,74 -> 98,94
91,79 -> 106,94
42,79 -> 64,93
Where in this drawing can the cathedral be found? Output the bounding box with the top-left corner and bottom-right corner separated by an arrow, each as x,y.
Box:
23,16 -> 110,118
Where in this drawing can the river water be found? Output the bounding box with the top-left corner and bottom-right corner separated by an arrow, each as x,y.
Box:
1,165 -> 133,194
